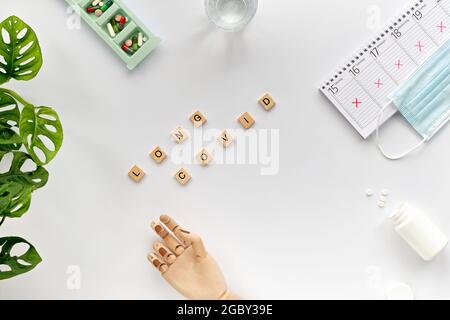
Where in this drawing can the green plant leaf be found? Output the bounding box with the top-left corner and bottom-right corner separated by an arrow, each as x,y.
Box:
20,104 -> 63,165
0,91 -> 20,125
0,92 -> 21,150
0,16 -> 43,85
0,236 -> 42,280
0,181 -> 32,218
0,151 -> 48,217
0,181 -> 23,214
0,151 -> 48,188
0,125 -> 21,151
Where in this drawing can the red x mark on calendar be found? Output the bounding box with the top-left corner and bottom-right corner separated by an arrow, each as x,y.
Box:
395,60 -> 403,69
437,22 -> 447,33
375,79 -> 383,88
416,41 -> 425,52
352,98 -> 362,109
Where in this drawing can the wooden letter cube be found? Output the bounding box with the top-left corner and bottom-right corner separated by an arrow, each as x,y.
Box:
197,148 -> 213,166
128,165 -> 145,183
190,110 -> 207,128
238,112 -> 255,129
149,146 -> 167,164
171,126 -> 188,144
259,93 -> 276,111
218,129 -> 233,148
174,168 -> 192,185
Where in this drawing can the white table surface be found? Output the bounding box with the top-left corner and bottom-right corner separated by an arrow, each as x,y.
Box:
1,0 -> 450,300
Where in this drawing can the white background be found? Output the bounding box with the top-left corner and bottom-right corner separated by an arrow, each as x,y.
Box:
1,0 -> 450,300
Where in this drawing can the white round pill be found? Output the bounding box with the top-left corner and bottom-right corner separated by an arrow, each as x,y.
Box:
386,283 -> 414,300
378,202 -> 385,208
381,189 -> 390,196
365,189 -> 374,197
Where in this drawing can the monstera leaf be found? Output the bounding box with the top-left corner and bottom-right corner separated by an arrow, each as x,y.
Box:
0,125 -> 21,151
0,151 -> 48,217
0,91 -> 20,125
0,181 -> 23,215
0,237 -> 42,280
20,105 -> 63,165
0,92 -> 21,150
0,16 -> 43,85
0,181 -> 32,218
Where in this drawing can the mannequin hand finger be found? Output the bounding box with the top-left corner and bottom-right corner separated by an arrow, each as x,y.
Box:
160,215 -> 195,247
174,227 -> 207,260
160,215 -> 181,233
158,215 -> 207,259
153,241 -> 176,265
147,253 -> 168,273
151,221 -> 185,256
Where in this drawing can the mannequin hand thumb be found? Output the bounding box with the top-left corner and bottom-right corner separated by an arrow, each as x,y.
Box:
175,228 -> 208,260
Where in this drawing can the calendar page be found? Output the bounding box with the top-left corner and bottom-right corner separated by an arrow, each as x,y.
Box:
320,0 -> 450,139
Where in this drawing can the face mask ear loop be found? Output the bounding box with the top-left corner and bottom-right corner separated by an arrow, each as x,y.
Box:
376,104 -> 427,160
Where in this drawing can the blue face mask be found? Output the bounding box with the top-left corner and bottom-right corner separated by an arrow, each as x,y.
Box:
376,39 -> 450,160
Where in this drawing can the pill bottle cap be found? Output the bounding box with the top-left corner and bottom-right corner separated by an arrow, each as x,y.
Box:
386,283 -> 414,300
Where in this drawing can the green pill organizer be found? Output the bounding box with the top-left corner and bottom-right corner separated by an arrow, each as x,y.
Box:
65,0 -> 161,70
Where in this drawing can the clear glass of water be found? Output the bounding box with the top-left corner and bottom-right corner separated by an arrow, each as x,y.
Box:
205,0 -> 258,32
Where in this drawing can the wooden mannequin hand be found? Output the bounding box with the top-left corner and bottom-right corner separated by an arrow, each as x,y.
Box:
148,215 -> 239,300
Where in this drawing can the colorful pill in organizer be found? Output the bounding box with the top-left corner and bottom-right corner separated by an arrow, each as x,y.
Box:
86,0 -> 113,16
107,14 -> 128,38
122,32 -> 146,55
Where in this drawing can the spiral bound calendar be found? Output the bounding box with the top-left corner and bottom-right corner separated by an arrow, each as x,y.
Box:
320,0 -> 449,139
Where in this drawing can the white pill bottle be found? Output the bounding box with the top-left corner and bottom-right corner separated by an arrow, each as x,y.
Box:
391,203 -> 448,261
